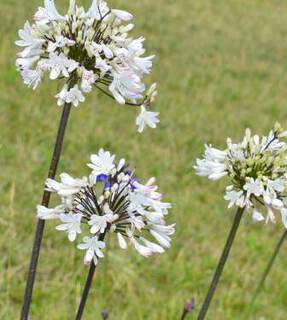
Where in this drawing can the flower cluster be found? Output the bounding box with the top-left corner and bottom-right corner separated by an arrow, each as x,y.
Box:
16,0 -> 159,132
195,124 -> 287,228
37,149 -> 175,265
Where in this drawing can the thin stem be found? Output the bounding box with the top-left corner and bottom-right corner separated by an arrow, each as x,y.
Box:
181,311 -> 188,320
75,231 -> 107,320
94,83 -> 141,107
246,228 -> 287,316
197,207 -> 244,320
75,262 -> 96,320
20,102 -> 72,320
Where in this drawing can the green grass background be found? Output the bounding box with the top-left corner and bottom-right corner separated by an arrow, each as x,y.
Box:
1,0 -> 287,319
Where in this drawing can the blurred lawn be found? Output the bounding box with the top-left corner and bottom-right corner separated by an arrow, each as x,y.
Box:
1,0 -> 287,319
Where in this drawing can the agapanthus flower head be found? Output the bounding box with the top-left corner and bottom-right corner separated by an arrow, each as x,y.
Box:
37,148 -> 175,265
195,123 -> 287,228
16,0 -> 159,132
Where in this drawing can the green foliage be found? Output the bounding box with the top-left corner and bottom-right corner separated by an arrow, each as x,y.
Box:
1,0 -> 287,319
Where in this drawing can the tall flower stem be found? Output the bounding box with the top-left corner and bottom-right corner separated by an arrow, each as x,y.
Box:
21,102 -> 72,320
75,232 -> 107,320
197,207 -> 244,320
246,228 -> 287,316
180,310 -> 188,320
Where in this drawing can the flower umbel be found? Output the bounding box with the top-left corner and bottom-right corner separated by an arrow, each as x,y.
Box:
195,123 -> 287,228
16,0 -> 159,132
38,148 -> 174,265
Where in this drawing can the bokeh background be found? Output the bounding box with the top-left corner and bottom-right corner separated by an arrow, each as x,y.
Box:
1,0 -> 287,319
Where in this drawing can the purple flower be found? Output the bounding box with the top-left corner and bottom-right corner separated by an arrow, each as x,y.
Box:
97,174 -> 109,182
125,170 -> 138,190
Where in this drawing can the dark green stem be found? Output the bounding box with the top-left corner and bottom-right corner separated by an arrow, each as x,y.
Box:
75,231 -> 107,320
197,207 -> 244,320
181,311 -> 188,320
20,103 -> 72,320
246,228 -> 287,317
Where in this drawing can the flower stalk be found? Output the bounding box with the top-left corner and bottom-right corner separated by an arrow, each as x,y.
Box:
37,149 -> 174,318
75,230 -> 107,320
21,102 -> 72,320
17,1 -> 163,318
197,207 -> 244,320
247,228 -> 287,316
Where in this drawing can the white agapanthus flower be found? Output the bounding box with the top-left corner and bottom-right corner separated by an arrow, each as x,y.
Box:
195,123 -> 287,228
87,148 -> 115,176
136,106 -> 160,133
78,236 -> 105,265
16,0 -> 160,132
37,149 -> 175,265
56,213 -> 82,242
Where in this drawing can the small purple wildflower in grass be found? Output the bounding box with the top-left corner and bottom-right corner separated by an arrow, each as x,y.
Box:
181,298 -> 195,320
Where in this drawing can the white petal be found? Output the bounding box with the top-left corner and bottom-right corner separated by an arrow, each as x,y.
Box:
112,9 -> 133,21
84,249 -> 94,264
56,224 -> 68,231
68,231 -> 77,242
77,243 -> 89,250
117,233 -> 127,249
95,248 -> 104,258
150,230 -> 171,248
252,209 -> 265,222
281,209 -> 287,228
90,224 -> 101,234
